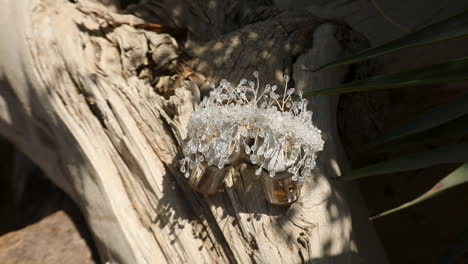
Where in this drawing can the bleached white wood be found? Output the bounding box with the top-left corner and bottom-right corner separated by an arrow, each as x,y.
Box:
0,0 -> 387,263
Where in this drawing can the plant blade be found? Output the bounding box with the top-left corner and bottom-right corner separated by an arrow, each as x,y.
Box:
304,56 -> 468,96
365,115 -> 468,156
371,162 -> 468,219
309,9 -> 468,72
367,94 -> 468,148
343,143 -> 468,181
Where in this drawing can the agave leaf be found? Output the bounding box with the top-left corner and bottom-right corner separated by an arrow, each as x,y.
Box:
371,162 -> 468,219
366,94 -> 468,148
304,56 -> 468,96
343,143 -> 468,181
364,115 -> 468,156
309,9 -> 468,72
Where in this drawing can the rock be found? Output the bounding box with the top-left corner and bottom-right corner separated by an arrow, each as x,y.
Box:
0,211 -> 95,264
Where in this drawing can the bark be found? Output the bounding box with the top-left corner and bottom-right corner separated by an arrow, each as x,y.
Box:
0,0 -> 387,263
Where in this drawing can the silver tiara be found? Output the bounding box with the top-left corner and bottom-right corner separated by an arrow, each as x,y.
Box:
180,71 -> 324,182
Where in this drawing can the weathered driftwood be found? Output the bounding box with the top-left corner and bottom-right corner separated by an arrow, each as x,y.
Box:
0,0 -> 387,263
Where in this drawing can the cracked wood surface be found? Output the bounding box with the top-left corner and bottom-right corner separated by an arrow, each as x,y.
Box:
0,0 -> 387,263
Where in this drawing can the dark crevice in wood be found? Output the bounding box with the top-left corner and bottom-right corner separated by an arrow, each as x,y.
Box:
84,97 -> 108,130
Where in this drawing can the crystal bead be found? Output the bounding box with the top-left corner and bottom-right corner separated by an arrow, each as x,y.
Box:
245,145 -> 251,154
264,148 -> 273,158
259,129 -> 265,138
218,159 -> 225,169
257,146 -> 264,156
250,155 -> 258,164
255,167 -> 262,175
241,129 -> 248,137
251,144 -> 257,152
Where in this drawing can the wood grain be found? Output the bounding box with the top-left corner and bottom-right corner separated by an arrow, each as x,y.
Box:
0,0 -> 387,263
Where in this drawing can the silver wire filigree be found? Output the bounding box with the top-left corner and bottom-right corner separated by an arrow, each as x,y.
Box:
180,72 -> 324,182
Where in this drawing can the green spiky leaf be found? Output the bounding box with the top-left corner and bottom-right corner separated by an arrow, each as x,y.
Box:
343,143 -> 468,181
309,9 -> 468,72
304,56 -> 468,96
366,94 -> 468,149
364,115 -> 468,156
371,162 -> 468,219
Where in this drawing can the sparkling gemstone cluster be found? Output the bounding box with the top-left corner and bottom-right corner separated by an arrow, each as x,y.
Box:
180,72 -> 324,183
